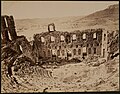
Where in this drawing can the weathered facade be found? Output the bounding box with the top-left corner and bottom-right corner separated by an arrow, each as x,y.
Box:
1,15 -> 119,64
33,24 -> 110,61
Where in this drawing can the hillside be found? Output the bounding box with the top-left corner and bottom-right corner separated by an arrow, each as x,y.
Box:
15,4 -> 119,41
15,16 -> 83,40
72,4 -> 119,30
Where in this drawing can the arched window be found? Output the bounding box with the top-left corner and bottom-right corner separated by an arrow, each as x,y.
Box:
83,33 -> 86,39
60,35 -> 65,41
48,23 -> 55,32
1,33 -> 3,39
19,45 -> 23,52
83,47 -> 86,53
8,31 -> 12,40
93,33 -> 97,39
51,36 -> 55,42
41,37 -> 45,42
49,25 -> 54,31
78,49 -> 81,55
73,34 -> 76,40
73,49 -> 76,55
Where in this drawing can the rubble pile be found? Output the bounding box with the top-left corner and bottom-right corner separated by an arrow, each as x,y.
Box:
13,58 -> 53,79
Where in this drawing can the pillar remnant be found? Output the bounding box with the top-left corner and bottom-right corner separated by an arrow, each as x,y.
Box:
1,15 -> 17,44
6,15 -> 17,40
1,16 -> 10,43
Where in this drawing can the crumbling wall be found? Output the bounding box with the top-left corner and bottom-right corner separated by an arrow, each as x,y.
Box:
107,31 -> 119,60
1,15 -> 17,43
34,25 -> 103,62
2,15 -> 118,65
1,15 -> 37,64
1,16 -> 53,89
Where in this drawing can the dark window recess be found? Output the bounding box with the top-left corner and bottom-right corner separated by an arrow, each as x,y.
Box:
78,49 -> 81,55
65,35 -> 71,44
94,48 -> 96,54
67,53 -> 72,57
55,46 -> 57,49
104,34 -> 106,41
59,46 -> 61,49
88,48 -> 91,54
97,43 -> 99,46
50,41 -> 54,43
52,55 -> 56,57
73,49 -> 76,55
76,45 -> 78,48
83,53 -> 87,57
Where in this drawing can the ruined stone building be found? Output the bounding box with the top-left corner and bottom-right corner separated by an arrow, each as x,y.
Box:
1,15 -> 36,64
1,15 -> 119,64
33,23 -> 117,62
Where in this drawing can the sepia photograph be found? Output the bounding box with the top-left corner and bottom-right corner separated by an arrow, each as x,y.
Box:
1,1 -> 119,93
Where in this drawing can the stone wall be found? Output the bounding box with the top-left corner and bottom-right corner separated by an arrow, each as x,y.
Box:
34,26 -> 103,61
2,15 -> 118,64
1,15 -> 37,64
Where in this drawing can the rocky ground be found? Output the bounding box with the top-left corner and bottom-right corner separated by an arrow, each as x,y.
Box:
1,4 -> 119,93
1,54 -> 119,93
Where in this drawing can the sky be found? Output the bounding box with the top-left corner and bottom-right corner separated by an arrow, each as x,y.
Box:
1,1 -> 119,19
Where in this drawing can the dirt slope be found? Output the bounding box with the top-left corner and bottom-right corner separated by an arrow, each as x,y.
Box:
1,55 -> 119,92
